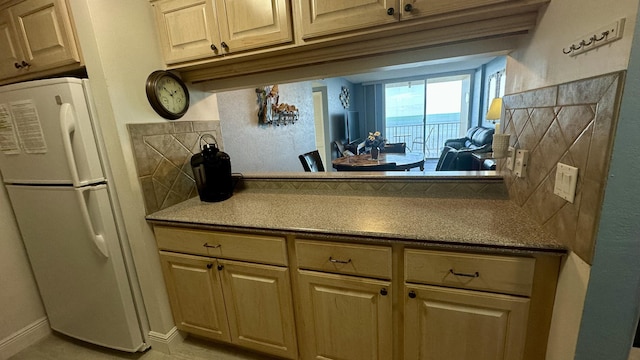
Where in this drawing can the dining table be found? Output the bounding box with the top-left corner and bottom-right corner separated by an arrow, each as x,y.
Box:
332,152 -> 425,171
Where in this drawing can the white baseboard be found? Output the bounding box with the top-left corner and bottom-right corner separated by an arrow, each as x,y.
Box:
147,326 -> 184,354
0,317 -> 51,360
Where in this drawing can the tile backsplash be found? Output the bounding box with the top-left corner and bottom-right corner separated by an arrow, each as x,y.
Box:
501,71 -> 624,264
128,121 -> 222,214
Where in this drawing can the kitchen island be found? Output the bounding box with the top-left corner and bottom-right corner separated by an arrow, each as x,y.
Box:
146,173 -> 565,360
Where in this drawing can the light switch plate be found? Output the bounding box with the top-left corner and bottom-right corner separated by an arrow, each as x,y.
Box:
554,163 -> 579,203
513,149 -> 528,178
505,146 -> 516,170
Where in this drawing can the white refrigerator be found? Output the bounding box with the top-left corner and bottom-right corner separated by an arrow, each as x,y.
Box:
0,78 -> 149,352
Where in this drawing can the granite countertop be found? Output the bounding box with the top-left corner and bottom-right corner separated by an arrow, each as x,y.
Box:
146,189 -> 565,254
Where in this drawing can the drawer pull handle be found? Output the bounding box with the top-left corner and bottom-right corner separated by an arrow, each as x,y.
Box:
329,256 -> 351,264
203,242 -> 221,249
408,290 -> 416,298
206,263 -> 213,269
380,288 -> 388,296
449,269 -> 480,278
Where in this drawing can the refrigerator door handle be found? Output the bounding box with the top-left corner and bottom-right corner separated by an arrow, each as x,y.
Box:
60,103 -> 81,186
75,186 -> 110,258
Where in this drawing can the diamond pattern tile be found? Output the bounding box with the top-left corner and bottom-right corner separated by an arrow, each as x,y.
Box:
501,71 -> 623,264
128,121 -> 223,214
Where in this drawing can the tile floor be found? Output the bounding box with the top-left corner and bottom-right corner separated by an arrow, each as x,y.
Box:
8,334 -> 272,360
9,333 -> 640,360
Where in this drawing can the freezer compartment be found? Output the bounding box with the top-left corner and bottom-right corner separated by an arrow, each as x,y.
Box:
0,78 -> 104,185
6,184 -> 146,352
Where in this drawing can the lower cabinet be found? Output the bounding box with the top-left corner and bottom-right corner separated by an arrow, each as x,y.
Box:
153,226 -> 560,360
297,270 -> 393,360
159,251 -> 298,359
403,284 -> 529,360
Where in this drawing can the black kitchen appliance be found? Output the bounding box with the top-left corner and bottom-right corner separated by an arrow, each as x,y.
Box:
191,134 -> 233,202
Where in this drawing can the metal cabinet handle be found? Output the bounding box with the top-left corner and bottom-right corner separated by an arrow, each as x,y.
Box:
203,242 -> 221,248
206,263 -> 213,269
210,44 -> 218,52
21,60 -> 30,67
408,290 -> 416,298
380,288 -> 388,296
329,256 -> 351,264
14,62 -> 22,69
404,3 -> 413,12
217,264 -> 224,271
221,42 -> 229,50
449,269 -> 480,278
387,7 -> 395,15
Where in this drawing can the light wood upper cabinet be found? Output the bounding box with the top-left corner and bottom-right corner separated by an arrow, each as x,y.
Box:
151,0 -> 292,64
404,284 -> 529,360
399,0 -> 513,20
0,10 -> 23,79
297,0 -> 515,39
297,0 -> 397,39
0,0 -> 81,82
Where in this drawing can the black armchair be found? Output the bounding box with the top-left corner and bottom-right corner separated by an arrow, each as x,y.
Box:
436,126 -> 495,171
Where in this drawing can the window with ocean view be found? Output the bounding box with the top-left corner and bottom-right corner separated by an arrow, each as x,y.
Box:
385,75 -> 470,158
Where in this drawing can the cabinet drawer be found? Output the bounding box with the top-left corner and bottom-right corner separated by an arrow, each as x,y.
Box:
295,239 -> 392,279
404,249 -> 535,296
154,226 -> 288,266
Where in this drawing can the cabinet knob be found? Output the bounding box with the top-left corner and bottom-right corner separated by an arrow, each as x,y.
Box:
206,263 -> 213,269
217,264 -> 224,271
408,290 -> 416,299
221,42 -> 229,50
14,62 -> 22,69
21,61 -> 30,67
380,288 -> 388,296
404,3 -> 413,12
210,44 -> 218,52
387,7 -> 395,15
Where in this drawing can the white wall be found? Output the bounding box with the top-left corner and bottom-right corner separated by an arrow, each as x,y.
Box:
0,181 -> 48,358
507,0 -> 639,93
506,0 -> 640,358
68,0 -> 220,350
217,82 -> 316,172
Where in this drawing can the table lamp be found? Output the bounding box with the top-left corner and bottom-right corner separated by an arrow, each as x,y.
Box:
486,97 -> 510,158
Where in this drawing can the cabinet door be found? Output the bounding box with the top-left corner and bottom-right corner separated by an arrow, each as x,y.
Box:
153,0 -> 222,64
159,252 -> 231,342
9,0 -> 79,70
0,11 -> 24,79
399,0 -> 513,20
297,0 -> 398,39
297,270 -> 392,360
404,284 -> 529,360
215,0 -> 292,53
219,259 -> 298,359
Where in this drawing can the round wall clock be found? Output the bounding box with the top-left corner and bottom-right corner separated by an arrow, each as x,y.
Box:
145,70 -> 190,120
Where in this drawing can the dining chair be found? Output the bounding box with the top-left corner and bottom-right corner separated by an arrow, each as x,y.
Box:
382,142 -> 406,153
298,150 -> 325,172
412,127 -> 434,156
334,141 -> 346,157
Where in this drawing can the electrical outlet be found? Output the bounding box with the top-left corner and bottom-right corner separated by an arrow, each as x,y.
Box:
513,149 -> 528,178
505,146 -> 516,170
554,163 -> 579,203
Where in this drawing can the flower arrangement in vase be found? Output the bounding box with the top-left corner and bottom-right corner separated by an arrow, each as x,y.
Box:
365,131 -> 385,159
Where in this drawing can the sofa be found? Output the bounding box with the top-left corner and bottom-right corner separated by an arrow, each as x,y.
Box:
436,126 -> 495,171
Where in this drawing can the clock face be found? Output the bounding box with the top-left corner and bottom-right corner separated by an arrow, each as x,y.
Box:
146,71 -> 190,120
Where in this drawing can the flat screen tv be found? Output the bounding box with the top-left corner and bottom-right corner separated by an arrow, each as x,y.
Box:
347,111 -> 360,143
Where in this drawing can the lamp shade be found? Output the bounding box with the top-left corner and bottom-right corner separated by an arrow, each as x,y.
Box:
486,97 -> 503,121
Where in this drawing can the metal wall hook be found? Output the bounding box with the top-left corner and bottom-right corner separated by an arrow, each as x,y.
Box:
594,30 -> 609,41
